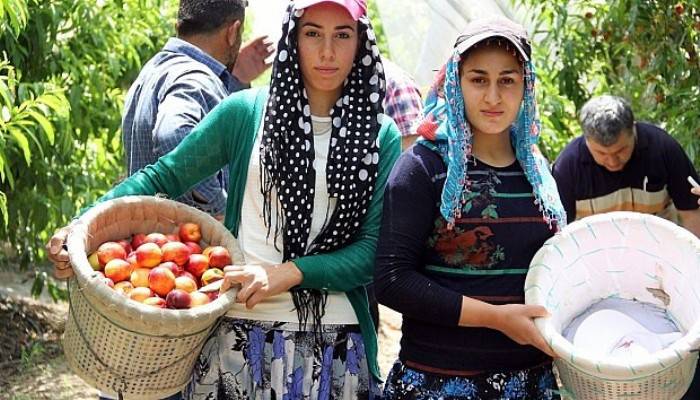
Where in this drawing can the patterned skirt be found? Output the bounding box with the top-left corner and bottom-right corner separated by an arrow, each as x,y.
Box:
382,360 -> 560,400
184,318 -> 378,400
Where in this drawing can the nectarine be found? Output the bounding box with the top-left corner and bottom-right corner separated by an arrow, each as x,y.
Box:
166,289 -> 191,309
189,292 -> 210,307
175,276 -> 198,293
114,281 -> 134,296
148,266 -> 176,297
161,241 -> 192,266
179,222 -> 202,243
116,239 -> 133,255
186,254 -> 209,278
131,233 -> 146,250
129,287 -> 153,302
88,252 -> 101,271
184,241 -> 202,254
201,268 -> 224,286
143,297 -> 167,308
158,261 -> 183,276
97,242 -> 127,267
207,246 -> 232,268
104,259 -> 133,283
130,267 -> 151,288
135,242 -> 162,268
144,232 -> 168,247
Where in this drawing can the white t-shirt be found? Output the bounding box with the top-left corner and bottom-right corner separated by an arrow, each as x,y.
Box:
229,113 -> 357,324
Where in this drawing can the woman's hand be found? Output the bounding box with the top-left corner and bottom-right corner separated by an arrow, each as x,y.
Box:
46,226 -> 73,279
220,262 -> 303,309
458,297 -> 556,358
489,304 -> 556,358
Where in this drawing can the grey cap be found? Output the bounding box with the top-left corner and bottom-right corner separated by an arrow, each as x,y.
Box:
454,17 -> 531,61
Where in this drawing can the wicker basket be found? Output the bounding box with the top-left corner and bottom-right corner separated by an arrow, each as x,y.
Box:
63,196 -> 242,399
525,212 -> 700,400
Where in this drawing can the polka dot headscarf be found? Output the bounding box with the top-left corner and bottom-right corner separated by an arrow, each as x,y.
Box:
260,2 -> 385,262
259,2 -> 385,335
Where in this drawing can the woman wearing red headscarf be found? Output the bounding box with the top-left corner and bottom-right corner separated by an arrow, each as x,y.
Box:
48,1 -> 400,398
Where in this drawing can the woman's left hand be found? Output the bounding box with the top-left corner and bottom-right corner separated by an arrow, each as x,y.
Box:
221,262 -> 303,309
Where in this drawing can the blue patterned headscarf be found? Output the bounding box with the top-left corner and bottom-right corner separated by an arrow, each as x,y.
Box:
415,29 -> 566,231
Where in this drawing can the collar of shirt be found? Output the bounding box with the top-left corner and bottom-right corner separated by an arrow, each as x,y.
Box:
163,37 -> 237,92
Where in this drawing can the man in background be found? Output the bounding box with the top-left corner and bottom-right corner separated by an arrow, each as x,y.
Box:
553,95 -> 700,237
383,59 -> 423,149
123,0 -> 273,219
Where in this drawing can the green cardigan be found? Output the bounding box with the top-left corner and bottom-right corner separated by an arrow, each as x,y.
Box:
94,88 -> 401,379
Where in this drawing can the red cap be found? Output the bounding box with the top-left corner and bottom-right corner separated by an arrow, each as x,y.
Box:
294,0 -> 367,21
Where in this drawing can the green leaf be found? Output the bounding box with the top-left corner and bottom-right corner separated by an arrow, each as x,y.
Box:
17,124 -> 45,158
3,161 -> 14,189
0,191 -> 7,228
0,145 -> 5,181
9,127 -> 32,165
40,93 -> 70,117
31,271 -> 46,298
27,110 -> 55,144
47,279 -> 67,302
0,80 -> 13,109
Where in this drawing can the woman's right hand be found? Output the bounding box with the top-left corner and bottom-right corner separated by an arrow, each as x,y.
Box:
46,226 -> 73,279
490,303 -> 556,358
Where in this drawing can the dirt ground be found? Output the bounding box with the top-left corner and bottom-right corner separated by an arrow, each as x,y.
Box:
0,270 -> 402,400
0,271 -> 100,400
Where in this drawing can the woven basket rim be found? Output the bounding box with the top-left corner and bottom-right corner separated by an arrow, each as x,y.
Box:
65,195 -> 238,331
554,354 -> 692,382
526,211 -> 700,379
554,356 -> 696,399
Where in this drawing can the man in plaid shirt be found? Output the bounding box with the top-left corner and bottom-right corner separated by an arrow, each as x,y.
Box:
122,0 -> 273,218
383,59 -> 423,149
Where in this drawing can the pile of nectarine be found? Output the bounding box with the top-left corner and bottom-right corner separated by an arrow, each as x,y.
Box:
88,222 -> 232,309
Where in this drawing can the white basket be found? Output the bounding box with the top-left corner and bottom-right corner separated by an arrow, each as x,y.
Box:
63,196 -> 242,399
525,211 -> 700,400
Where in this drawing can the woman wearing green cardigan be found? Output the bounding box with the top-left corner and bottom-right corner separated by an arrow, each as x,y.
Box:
48,1 -> 400,398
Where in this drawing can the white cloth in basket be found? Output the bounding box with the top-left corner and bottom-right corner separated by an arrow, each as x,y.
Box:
563,298 -> 682,363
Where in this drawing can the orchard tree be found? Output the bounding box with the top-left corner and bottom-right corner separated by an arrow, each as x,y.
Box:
522,0 -> 700,166
0,0 -> 176,298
